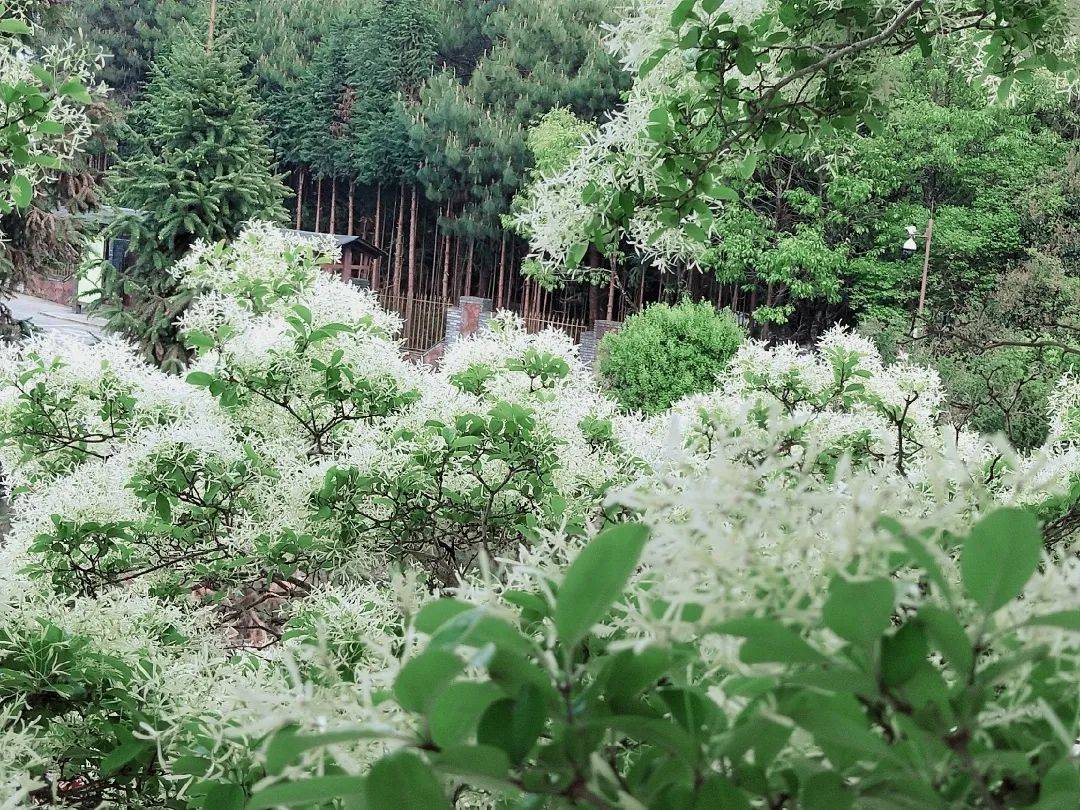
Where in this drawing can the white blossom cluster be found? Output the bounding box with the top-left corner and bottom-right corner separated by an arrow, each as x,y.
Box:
1,224 -> 1078,804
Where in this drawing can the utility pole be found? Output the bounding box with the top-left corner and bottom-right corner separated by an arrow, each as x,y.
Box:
916,215 -> 934,319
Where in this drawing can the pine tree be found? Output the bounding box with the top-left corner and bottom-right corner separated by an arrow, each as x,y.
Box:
99,35 -> 287,371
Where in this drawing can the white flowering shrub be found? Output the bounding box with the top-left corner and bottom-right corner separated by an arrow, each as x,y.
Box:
1,223 -> 1078,806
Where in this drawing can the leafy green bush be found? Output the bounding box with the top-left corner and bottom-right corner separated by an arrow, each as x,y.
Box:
256,510 -> 1080,809
599,300 -> 745,413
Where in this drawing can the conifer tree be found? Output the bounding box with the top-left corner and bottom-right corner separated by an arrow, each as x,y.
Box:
99,35 -> 287,371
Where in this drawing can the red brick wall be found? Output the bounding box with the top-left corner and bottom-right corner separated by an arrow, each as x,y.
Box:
23,273 -> 76,307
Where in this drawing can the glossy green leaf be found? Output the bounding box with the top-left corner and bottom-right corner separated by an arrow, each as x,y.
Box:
366,752 -> 450,810
822,576 -> 894,645
554,522 -> 648,647
961,508 -> 1042,613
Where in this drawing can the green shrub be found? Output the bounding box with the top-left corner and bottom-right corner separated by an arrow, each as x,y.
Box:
599,300 -> 745,413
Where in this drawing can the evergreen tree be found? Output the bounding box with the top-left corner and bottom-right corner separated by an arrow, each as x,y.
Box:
98,35 -> 287,371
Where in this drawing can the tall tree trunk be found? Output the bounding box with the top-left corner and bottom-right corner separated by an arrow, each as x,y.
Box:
329,177 -> 337,234
496,233 -> 507,308
406,185 -> 418,326
464,238 -> 474,297
636,268 -> 645,310
588,283 -> 599,324
294,168 -> 305,229
314,176 -> 323,233
347,181 -> 355,236
441,204 -> 452,301
606,258 -> 616,320
372,184 -> 383,289
392,183 -> 405,297
762,281 -> 774,341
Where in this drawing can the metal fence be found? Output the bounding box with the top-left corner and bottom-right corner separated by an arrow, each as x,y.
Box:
523,314 -> 589,344
378,292 -> 449,353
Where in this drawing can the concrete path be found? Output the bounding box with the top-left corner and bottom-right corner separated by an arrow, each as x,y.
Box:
4,292 -> 106,344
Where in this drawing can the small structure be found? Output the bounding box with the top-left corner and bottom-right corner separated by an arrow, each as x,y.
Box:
288,230 -> 387,285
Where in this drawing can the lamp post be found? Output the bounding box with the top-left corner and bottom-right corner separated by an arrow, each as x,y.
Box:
901,216 -> 934,320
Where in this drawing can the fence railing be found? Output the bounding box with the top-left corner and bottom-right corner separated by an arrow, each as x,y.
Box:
378,292 -> 449,353
524,314 -> 589,344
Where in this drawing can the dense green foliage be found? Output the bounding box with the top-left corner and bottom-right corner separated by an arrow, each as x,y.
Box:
1,1 -> 101,331
599,300 -> 745,413
96,36 -> 286,371
268,508 -> 1079,809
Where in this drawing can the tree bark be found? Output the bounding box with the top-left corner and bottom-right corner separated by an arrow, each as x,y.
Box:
347,181 -> 355,236
392,183 -> 405,297
406,184 -> 418,326
464,238 -> 475,297
314,176 -> 323,233
441,203 -> 452,301
606,258 -> 616,320
294,168 -> 305,229
329,177 -> 337,234
496,232 -> 507,309
372,183 -> 383,289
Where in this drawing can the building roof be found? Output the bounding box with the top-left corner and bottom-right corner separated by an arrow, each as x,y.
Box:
286,229 -> 387,259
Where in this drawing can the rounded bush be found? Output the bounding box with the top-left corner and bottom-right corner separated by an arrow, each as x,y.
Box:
598,300 -> 745,413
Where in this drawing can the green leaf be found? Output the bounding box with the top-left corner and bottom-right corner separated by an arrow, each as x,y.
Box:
265,726 -> 395,775
567,242 -> 588,269
10,175 -> 31,208
735,46 -> 756,76
881,621 -> 927,688
735,152 -> 757,180
186,371 -> 215,387
100,739 -> 149,775
800,772 -> 853,810
822,576 -> 894,645
1035,759 -> 1080,810
1025,610 -> 1080,631
554,522 -> 649,647
693,774 -> 750,809
433,744 -> 509,780
203,783 -> 245,810
0,18 -> 33,35
919,605 -> 973,675
587,714 -> 699,762
429,681 -> 505,748
414,598 -> 472,634
58,79 -> 92,104
714,617 -> 827,665
394,649 -> 463,714
477,684 -> 546,765
249,775 -> 367,808
366,751 -> 451,810
961,508 -> 1042,613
